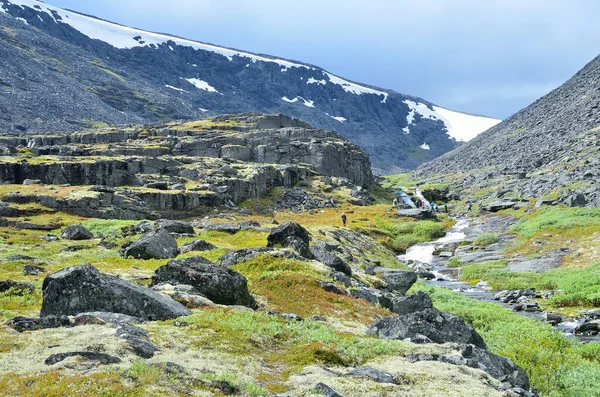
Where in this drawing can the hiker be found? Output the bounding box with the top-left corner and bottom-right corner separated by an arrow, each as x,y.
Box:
415,199 -> 421,208
341,212 -> 347,227
444,203 -> 448,213
433,203 -> 439,212
467,202 -> 473,212
392,198 -> 398,208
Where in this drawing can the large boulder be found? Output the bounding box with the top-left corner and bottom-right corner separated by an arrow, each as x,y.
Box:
383,271 -> 417,295
123,230 -> 179,259
60,224 -> 94,240
267,222 -> 310,248
366,307 -> 487,349
310,246 -> 352,275
154,219 -> 195,235
40,264 -> 191,320
179,239 -> 216,253
150,256 -> 258,309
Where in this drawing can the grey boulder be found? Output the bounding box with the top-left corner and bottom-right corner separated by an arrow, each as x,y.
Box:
267,222 -> 310,248
154,219 -> 195,235
150,256 -> 258,309
123,230 -> 179,259
60,224 -> 94,240
383,271 -> 417,295
310,246 -> 351,275
40,264 -> 191,320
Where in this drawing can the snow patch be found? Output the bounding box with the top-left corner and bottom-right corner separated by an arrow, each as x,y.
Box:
281,96 -> 299,103
325,113 -> 346,122
324,72 -> 388,103
169,45 -> 174,51
307,77 -> 327,86
199,108 -> 209,112
420,143 -> 431,150
432,106 -> 501,141
37,14 -> 43,22
402,100 -> 501,142
184,78 -> 218,93
282,96 -> 315,108
165,85 -> 188,93
15,16 -> 28,24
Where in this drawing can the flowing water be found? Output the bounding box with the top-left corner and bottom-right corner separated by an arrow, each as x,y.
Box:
399,218 -> 600,343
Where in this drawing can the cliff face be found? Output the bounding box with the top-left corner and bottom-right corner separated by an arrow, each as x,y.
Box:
0,0 -> 499,173
0,114 -> 374,219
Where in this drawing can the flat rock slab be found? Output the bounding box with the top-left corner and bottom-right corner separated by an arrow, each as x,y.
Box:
45,352 -> 121,366
345,366 -> 397,384
507,256 -> 562,272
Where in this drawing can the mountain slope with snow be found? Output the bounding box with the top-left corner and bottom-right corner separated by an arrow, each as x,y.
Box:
0,0 -> 500,173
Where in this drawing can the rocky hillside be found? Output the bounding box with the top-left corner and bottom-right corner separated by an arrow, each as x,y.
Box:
0,0 -> 500,173
0,113 -> 376,219
414,54 -> 600,206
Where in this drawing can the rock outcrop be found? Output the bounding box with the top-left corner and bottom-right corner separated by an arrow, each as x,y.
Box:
40,264 -> 191,320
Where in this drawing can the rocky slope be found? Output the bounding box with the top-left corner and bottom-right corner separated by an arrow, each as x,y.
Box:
414,54 -> 600,206
0,113 -> 375,219
0,0 -> 500,173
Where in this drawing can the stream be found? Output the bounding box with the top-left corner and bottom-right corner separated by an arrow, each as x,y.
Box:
398,218 -> 600,344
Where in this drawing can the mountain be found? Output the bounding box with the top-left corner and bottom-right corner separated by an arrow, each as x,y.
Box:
0,0 -> 500,174
414,54 -> 600,207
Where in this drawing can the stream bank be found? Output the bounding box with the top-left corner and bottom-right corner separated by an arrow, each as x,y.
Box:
398,215 -> 600,344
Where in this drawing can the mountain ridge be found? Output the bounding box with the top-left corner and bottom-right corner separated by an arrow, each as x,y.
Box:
0,0 -> 500,173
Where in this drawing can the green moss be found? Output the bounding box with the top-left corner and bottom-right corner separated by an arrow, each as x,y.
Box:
473,233 -> 499,246
89,60 -> 127,83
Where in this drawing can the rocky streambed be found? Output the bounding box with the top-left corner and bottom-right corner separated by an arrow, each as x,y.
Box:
399,216 -> 600,344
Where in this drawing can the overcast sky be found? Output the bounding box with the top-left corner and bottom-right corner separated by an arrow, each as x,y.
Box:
45,0 -> 600,119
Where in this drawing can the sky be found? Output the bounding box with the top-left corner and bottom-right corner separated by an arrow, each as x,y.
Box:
44,0 -> 600,119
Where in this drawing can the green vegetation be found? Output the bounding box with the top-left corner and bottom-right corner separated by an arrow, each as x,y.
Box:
461,260 -> 600,307
473,233 -> 499,246
509,206 -> 600,239
416,285 -> 600,397
90,60 -> 127,83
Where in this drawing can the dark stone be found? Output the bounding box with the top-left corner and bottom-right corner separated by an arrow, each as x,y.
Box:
41,264 -> 190,320
179,239 -> 216,253
350,287 -> 388,306
345,366 -> 397,384
320,282 -> 348,296
60,224 -> 94,240
0,280 -> 35,295
285,236 -> 313,259
575,322 -> 599,333
9,315 -> 72,332
219,247 -> 304,267
6,255 -> 36,261
116,323 -> 159,358
366,307 -> 487,349
310,246 -> 351,276
383,271 -> 417,295
208,380 -> 238,395
60,245 -> 92,253
154,219 -> 195,235
313,382 -> 345,397
123,230 -> 179,259
268,311 -> 303,321
238,220 -> 261,229
150,256 -> 257,309
267,222 -> 310,248
45,352 -> 121,366
145,181 -> 169,190
384,292 -> 433,315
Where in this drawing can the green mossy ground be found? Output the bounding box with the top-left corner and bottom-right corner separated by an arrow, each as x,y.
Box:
0,177 -> 598,396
